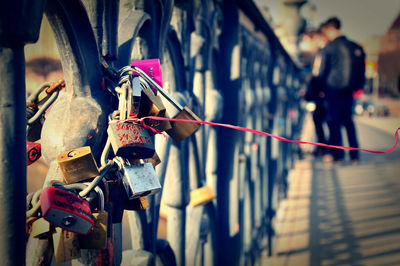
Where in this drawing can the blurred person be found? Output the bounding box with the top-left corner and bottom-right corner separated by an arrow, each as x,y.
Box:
315,17 -> 366,163
303,27 -> 328,156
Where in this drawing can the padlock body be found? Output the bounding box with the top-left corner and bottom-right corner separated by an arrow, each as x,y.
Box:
122,163 -> 161,199
57,146 -> 99,183
40,187 -> 94,235
107,121 -> 155,159
53,227 -> 81,263
189,186 -> 216,207
79,211 -> 108,249
166,106 -> 201,142
27,141 -> 41,166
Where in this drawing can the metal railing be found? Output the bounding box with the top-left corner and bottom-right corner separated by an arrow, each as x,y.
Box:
0,0 -> 306,265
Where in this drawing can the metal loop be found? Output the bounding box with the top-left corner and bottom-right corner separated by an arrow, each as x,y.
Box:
118,66 -> 133,77
27,82 -> 52,104
78,161 -> 114,198
101,137 -> 111,167
27,88 -> 60,125
94,186 -> 104,212
26,189 -> 43,218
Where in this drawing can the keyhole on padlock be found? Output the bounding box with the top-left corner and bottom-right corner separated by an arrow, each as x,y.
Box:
67,151 -> 77,157
62,215 -> 76,227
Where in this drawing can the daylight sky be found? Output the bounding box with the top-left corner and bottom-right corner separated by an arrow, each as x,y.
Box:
258,0 -> 400,43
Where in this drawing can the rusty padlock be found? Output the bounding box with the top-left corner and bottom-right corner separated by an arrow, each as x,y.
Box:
107,120 -> 155,159
57,146 -> 100,184
132,66 -> 201,142
40,186 -> 94,235
79,187 -> 108,249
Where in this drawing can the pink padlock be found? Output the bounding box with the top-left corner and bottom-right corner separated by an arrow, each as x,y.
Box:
131,59 -> 163,92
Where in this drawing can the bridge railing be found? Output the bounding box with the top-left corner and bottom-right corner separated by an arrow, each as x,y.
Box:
0,0 -> 306,265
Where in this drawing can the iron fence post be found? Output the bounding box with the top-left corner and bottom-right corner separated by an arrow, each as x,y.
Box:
0,1 -> 45,264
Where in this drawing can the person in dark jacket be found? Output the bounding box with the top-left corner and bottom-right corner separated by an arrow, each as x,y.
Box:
303,28 -> 328,156
316,17 -> 363,163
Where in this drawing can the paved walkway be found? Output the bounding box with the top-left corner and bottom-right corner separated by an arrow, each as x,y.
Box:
264,118 -> 400,266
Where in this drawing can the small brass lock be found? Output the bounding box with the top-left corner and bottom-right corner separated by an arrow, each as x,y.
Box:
165,106 -> 202,143
52,227 -> 81,263
57,146 -> 100,184
189,186 -> 216,207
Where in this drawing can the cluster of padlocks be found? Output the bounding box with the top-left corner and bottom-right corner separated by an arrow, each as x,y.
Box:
25,60 -> 203,262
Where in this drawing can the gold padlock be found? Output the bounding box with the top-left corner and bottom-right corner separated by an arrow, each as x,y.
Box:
189,186 -> 216,207
125,197 -> 149,211
30,217 -> 51,238
138,83 -> 172,132
166,106 -> 202,143
57,146 -> 100,184
52,227 -> 81,263
78,211 -> 108,249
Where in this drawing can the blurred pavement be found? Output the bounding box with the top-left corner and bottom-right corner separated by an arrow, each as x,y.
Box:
263,108 -> 400,265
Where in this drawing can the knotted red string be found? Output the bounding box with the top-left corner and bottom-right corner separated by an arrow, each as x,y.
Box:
136,116 -> 399,154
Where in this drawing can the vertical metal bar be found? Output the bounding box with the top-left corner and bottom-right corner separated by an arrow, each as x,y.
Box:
163,141 -> 189,266
0,45 -> 27,266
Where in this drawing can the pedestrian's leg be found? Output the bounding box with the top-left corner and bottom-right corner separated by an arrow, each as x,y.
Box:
312,103 -> 327,155
325,102 -> 344,161
342,99 -> 359,160
313,103 -> 326,144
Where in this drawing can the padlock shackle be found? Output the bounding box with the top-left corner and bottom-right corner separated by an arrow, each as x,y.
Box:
78,161 -> 113,198
94,186 -> 104,212
131,66 -> 184,111
138,77 -> 155,95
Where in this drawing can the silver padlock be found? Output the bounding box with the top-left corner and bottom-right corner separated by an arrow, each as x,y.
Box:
115,158 -> 161,199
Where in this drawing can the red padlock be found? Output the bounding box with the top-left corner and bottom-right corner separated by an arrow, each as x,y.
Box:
40,187 -> 94,235
27,142 -> 41,166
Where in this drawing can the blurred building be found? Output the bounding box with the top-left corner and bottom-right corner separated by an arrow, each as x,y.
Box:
24,16 -> 62,96
378,11 -> 400,97
363,36 -> 380,96
255,0 -> 307,62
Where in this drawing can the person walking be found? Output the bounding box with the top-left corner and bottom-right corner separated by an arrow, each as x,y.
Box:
303,28 -> 328,156
315,17 -> 366,163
